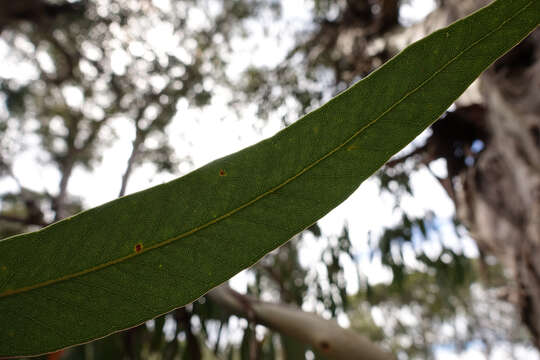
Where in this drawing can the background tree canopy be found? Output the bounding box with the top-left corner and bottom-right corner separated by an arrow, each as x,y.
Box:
0,0 -> 539,359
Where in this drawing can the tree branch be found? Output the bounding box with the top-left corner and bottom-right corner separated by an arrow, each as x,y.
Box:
118,135 -> 142,197
0,213 -> 45,227
207,284 -> 395,360
384,143 -> 429,168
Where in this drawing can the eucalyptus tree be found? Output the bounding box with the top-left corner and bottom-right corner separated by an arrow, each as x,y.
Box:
0,1 -> 539,359
240,0 -> 540,352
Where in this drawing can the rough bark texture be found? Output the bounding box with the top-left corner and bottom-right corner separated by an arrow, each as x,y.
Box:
404,0 -> 540,347
455,29 -> 540,347
385,0 -> 540,347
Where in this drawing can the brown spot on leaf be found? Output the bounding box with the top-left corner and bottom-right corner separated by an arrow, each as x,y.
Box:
219,169 -> 226,176
135,243 -> 143,253
320,341 -> 330,351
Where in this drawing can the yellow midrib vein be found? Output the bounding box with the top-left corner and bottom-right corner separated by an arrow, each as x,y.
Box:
0,0 -> 532,299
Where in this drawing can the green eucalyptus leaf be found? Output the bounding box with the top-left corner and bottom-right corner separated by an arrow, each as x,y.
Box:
0,0 -> 538,356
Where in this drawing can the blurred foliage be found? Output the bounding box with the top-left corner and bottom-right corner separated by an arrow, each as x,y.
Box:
0,0 -> 537,359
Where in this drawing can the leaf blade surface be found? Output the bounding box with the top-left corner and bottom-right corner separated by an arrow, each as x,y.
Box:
0,0 -> 538,356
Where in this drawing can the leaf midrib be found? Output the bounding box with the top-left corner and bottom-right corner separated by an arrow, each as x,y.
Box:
0,0 -> 532,300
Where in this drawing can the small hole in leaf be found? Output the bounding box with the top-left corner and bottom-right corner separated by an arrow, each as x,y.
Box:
135,243 -> 143,253
219,169 -> 226,176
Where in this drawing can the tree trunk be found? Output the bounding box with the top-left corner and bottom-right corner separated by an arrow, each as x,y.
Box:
454,29 -> 540,347
388,0 -> 540,347
53,157 -> 75,221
